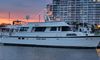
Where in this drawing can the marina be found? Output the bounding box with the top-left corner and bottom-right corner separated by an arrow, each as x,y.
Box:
0,0 -> 100,60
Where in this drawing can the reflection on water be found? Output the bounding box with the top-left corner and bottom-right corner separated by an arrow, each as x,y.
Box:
96,48 -> 100,59
97,49 -> 100,56
0,45 -> 99,60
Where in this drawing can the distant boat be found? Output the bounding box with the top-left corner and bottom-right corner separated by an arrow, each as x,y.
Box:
0,21 -> 100,48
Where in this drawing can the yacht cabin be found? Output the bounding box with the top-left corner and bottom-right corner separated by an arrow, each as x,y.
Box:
11,22 -> 94,37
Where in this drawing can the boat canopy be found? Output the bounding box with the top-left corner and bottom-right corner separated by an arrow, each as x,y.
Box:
23,22 -> 70,27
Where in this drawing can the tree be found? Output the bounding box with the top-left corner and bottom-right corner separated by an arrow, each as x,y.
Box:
25,15 -> 30,22
0,23 -> 10,27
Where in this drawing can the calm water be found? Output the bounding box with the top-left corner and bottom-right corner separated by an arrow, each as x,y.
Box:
0,45 -> 99,60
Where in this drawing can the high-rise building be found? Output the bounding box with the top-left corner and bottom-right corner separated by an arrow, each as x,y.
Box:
46,0 -> 100,24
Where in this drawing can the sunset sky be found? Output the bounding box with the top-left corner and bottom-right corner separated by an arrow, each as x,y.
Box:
0,0 -> 52,24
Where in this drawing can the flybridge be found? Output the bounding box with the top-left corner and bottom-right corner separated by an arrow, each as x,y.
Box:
25,21 -> 70,27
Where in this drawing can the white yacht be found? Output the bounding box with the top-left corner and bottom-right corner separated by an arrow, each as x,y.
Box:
0,21 -> 100,48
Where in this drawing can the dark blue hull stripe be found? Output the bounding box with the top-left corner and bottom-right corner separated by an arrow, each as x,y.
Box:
3,43 -> 99,49
9,36 -> 100,38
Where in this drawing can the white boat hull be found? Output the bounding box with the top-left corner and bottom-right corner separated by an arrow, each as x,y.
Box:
0,36 -> 100,48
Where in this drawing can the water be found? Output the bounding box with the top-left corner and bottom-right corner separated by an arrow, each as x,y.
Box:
0,45 -> 99,60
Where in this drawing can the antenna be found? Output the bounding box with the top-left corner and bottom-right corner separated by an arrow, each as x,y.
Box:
9,12 -> 10,24
39,15 -> 41,22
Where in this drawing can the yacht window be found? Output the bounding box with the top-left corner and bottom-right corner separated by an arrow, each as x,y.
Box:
50,27 -> 57,31
35,27 -> 46,32
20,27 -> 29,31
66,34 -> 77,36
31,27 -> 35,32
62,26 -> 71,31
58,27 -> 60,31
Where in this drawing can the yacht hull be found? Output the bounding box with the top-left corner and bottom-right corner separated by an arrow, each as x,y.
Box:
0,36 -> 100,48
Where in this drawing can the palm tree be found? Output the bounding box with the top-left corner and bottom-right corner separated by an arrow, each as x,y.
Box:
25,15 -> 30,22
